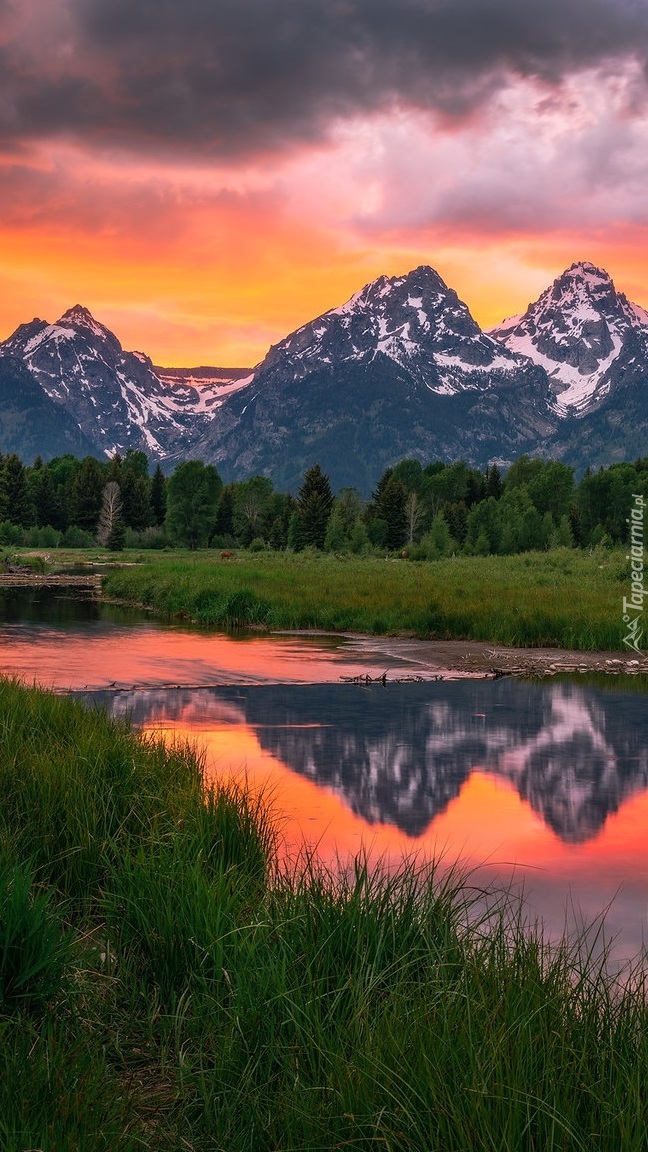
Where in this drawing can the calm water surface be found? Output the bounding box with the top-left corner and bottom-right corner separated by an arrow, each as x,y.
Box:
2,588 -> 647,966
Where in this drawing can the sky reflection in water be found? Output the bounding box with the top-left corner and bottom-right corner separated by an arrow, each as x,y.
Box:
93,678 -> 648,968
1,588 -> 647,967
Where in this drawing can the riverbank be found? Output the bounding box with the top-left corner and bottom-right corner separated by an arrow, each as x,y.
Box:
8,545 -> 645,675
95,546 -> 632,651
1,676 -> 648,1150
338,633 -> 648,677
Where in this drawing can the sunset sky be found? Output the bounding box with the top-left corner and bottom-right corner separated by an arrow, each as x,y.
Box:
2,0 -> 648,366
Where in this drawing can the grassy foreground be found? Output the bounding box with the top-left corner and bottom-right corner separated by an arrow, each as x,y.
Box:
99,546 -> 631,649
1,678 -> 648,1150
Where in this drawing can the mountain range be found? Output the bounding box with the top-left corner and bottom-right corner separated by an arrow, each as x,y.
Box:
1,260 -> 647,490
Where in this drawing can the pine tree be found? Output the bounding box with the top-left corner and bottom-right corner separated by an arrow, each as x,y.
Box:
68,457 -> 105,532
214,485 -> 235,540
296,464 -> 333,550
441,501 -> 468,545
377,475 -> 407,550
3,454 -> 34,527
287,509 -> 304,551
48,454 -> 81,532
270,493 -> 295,551
0,455 -> 7,522
120,451 -> 151,530
30,466 -> 60,528
369,468 -> 394,519
150,464 -> 167,526
485,464 -> 503,500
107,453 -> 123,484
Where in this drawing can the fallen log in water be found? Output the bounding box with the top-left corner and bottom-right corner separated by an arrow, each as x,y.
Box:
0,573 -> 101,588
340,672 -> 435,684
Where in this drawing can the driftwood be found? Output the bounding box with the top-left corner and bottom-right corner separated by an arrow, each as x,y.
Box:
340,671 -> 439,684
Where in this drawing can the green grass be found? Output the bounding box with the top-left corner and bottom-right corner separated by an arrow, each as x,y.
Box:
1,676 -> 648,1149
96,546 -> 632,649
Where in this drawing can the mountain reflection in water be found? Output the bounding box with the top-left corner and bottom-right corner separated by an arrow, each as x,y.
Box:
87,679 -> 648,847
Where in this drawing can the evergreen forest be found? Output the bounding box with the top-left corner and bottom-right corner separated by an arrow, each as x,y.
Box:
0,449 -> 646,558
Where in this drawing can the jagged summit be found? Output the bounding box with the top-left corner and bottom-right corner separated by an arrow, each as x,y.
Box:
59,304 -> 112,335
564,259 -> 611,280
3,304 -> 123,366
261,263 -> 528,398
490,260 -> 648,414
329,265 -> 449,315
61,304 -> 97,320
543,261 -> 648,325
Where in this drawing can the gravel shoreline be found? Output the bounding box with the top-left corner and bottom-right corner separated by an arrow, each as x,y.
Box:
336,635 -> 648,679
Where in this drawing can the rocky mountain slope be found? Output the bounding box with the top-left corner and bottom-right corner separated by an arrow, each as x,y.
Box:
0,353 -> 98,461
0,306 -> 251,460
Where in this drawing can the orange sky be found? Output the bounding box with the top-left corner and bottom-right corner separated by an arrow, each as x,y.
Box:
2,3 -> 648,366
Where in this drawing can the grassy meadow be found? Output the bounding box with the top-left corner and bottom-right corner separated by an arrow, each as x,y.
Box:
1,676 -> 648,1150
91,546 -> 633,649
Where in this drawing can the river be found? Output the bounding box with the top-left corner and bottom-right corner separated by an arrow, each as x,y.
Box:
1,585 -> 647,968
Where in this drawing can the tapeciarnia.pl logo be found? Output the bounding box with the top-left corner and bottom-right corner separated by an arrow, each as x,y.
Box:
622,493 -> 646,654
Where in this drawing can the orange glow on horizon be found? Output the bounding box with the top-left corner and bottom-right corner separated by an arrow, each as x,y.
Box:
3,197 -> 648,366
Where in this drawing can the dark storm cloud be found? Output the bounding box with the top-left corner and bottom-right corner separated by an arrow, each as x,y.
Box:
2,0 -> 648,155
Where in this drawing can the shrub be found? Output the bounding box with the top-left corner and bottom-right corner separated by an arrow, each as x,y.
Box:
62,525 -> 95,548
0,521 -> 23,546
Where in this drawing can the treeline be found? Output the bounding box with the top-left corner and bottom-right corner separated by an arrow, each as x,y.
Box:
0,449 -> 647,555
0,451 -> 166,549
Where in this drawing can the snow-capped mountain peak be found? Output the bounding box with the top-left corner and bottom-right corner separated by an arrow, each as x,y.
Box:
262,264 -> 529,397
201,264 -> 557,490
489,261 -> 648,414
4,260 -> 648,488
55,304 -> 124,346
0,306 -> 252,460
3,304 -> 124,368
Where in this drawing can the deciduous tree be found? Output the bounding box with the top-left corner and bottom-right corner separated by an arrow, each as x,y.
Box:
165,461 -> 222,548
97,481 -> 125,550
